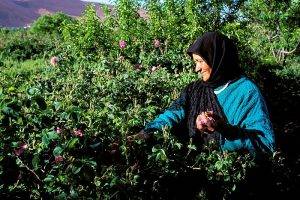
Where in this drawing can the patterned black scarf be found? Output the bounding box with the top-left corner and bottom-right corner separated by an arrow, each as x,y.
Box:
177,32 -> 243,147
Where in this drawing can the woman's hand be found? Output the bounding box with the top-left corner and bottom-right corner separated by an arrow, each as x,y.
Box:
196,111 -> 225,133
127,130 -> 150,144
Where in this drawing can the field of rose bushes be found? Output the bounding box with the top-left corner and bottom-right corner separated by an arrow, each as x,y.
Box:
1,0 -> 299,199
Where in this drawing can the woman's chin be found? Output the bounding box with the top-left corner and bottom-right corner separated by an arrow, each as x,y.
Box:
202,76 -> 209,82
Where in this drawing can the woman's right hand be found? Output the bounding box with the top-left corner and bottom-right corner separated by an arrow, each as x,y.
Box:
127,130 -> 150,144
196,111 -> 217,133
196,111 -> 227,134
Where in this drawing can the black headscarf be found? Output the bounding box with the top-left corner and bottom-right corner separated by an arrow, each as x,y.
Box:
180,32 -> 243,147
187,32 -> 242,87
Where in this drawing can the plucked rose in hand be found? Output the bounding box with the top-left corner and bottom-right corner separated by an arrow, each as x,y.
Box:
196,111 -> 216,132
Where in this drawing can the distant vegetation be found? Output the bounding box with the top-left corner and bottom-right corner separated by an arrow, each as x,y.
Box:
0,0 -> 299,199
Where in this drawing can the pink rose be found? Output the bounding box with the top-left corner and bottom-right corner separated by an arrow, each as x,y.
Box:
198,113 -> 208,124
196,111 -> 216,132
119,40 -> 127,49
50,56 -> 59,66
74,129 -> 83,137
56,127 -> 62,134
55,155 -> 63,163
14,143 -> 28,156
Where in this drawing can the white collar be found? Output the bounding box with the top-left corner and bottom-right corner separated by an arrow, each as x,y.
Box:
214,81 -> 231,94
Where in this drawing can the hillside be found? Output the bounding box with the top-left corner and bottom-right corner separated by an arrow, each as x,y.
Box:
0,0 -> 106,27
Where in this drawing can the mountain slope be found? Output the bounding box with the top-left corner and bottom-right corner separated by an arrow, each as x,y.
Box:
0,0 -> 104,27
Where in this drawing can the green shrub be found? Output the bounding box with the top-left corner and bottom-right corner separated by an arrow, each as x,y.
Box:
0,0 -> 299,199
0,31 -> 59,61
30,12 -> 74,35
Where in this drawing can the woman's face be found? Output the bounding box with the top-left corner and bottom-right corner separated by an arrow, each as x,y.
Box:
192,54 -> 212,82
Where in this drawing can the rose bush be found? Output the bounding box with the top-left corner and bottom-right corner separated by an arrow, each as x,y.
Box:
0,0 -> 299,199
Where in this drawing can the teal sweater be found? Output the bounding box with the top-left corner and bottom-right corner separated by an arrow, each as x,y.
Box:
144,76 -> 275,155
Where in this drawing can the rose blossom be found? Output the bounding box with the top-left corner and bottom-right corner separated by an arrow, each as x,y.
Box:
50,56 -> 59,66
196,111 -> 216,131
14,143 -> 28,156
151,66 -> 158,72
55,155 -> 64,163
151,64 -> 161,72
119,40 -> 127,49
56,127 -> 62,134
74,129 -> 83,137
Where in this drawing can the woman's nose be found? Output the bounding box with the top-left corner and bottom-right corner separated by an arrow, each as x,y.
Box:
195,63 -> 201,73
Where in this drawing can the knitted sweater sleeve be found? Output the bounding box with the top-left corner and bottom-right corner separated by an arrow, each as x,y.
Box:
143,89 -> 187,134
220,87 -> 275,155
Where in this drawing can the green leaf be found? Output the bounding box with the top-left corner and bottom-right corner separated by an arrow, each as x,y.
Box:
70,186 -> 79,198
215,161 -> 223,171
47,131 -> 59,140
2,106 -> 17,117
53,101 -> 61,110
187,144 -> 197,151
174,142 -> 182,150
32,154 -> 40,170
110,177 -> 118,187
27,87 -> 40,96
84,160 -> 97,167
53,146 -> 63,156
8,86 -> 16,93
67,138 -> 79,149
94,177 -> 101,187
11,142 -> 19,148
72,165 -> 83,174
232,184 -> 236,191
41,134 -> 50,147
42,130 -> 59,148
44,175 -> 55,182
156,149 -> 167,162
89,142 -> 102,149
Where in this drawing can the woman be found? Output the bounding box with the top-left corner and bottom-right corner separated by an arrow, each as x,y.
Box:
130,32 -> 275,156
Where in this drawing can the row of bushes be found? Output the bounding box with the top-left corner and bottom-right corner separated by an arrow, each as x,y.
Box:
0,0 -> 299,199
1,58 -> 296,199
1,1 -> 299,69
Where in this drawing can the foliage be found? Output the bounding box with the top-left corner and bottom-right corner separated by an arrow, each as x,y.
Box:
239,0 -> 300,66
61,5 -> 106,61
0,30 -> 59,61
30,12 -> 74,35
0,0 -> 299,199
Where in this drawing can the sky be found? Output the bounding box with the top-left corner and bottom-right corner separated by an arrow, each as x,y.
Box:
81,0 -> 115,5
